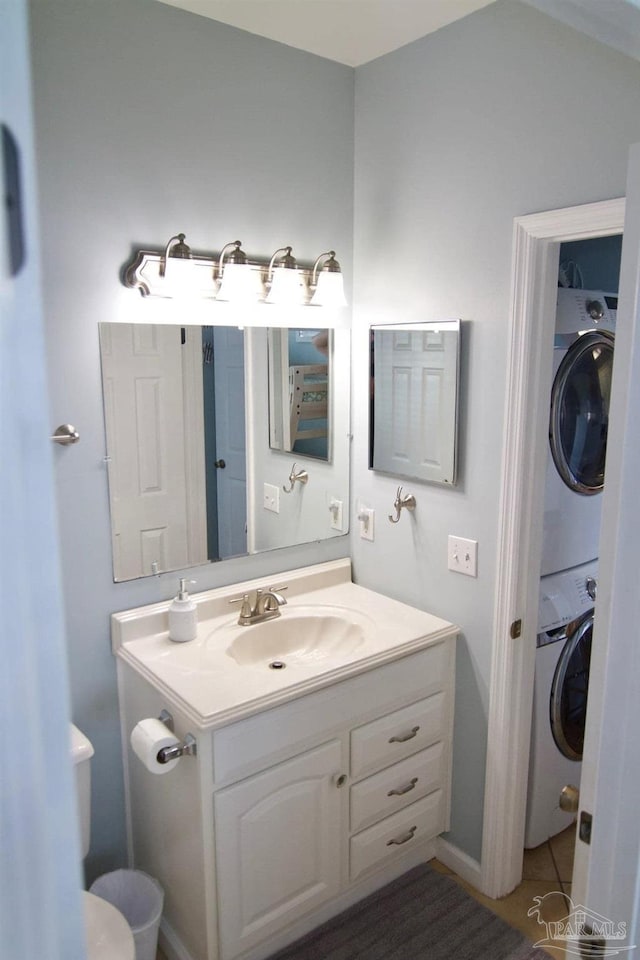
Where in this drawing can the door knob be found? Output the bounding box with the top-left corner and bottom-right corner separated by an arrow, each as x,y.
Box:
214,459 -> 226,469
559,783 -> 580,813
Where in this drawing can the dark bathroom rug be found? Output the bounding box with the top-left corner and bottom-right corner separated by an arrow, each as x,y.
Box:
266,863 -> 550,960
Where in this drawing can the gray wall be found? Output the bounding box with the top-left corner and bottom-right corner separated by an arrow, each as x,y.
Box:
352,0 -> 640,859
29,0 -> 354,881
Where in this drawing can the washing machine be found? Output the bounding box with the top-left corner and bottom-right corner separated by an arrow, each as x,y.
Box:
524,559 -> 597,849
540,289 -> 617,577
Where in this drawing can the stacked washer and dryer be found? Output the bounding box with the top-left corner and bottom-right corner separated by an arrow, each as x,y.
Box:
524,288 -> 617,849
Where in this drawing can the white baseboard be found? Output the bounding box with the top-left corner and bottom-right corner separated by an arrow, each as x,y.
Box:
433,836 -> 482,891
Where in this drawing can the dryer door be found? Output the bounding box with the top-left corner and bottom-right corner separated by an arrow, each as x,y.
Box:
549,331 -> 614,494
549,614 -> 593,761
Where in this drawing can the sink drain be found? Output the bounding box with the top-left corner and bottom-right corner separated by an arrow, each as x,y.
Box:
269,660 -> 286,670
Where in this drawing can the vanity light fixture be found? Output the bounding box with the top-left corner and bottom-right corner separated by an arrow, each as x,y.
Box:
310,251 -> 347,307
265,246 -> 305,305
123,233 -> 349,325
216,240 -> 262,303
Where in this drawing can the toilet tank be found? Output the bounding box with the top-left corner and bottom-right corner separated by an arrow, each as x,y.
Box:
70,723 -> 94,859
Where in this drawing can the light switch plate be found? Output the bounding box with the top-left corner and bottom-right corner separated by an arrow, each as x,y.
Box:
358,505 -> 375,541
447,535 -> 478,577
263,482 -> 279,513
329,498 -> 343,532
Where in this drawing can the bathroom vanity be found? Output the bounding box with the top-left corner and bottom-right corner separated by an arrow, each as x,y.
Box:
114,559 -> 457,960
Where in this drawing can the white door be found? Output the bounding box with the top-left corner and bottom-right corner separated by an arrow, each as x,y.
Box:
214,741 -> 343,960
570,142 -> 640,953
1,1 -> 86,956
100,323 -> 206,579
213,326 -> 247,558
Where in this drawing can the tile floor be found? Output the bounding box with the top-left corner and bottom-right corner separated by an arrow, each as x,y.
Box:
156,826 -> 576,960
433,825 -> 576,957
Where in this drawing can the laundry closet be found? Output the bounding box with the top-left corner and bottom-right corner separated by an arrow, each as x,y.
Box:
525,234 -> 622,856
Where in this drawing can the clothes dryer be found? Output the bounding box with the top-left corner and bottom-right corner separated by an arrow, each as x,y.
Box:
540,290 -> 616,577
524,560 -> 596,849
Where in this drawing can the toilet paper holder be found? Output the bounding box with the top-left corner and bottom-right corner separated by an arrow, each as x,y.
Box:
156,709 -> 197,764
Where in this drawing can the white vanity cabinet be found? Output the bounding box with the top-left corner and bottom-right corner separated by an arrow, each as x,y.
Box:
118,621 -> 456,960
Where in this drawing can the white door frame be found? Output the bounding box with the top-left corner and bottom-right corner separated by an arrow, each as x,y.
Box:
480,198 -> 626,898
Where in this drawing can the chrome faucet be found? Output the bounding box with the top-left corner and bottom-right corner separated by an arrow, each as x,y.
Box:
229,585 -> 288,626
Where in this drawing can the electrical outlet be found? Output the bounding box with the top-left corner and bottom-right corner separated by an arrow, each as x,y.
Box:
358,505 -> 375,541
263,482 -> 279,513
447,535 -> 478,577
329,498 -> 343,532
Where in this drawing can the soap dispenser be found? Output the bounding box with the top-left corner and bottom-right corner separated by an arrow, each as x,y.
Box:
168,579 -> 197,643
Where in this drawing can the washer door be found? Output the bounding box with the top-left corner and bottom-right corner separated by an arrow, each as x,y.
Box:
549,331 -> 614,494
549,614 -> 593,761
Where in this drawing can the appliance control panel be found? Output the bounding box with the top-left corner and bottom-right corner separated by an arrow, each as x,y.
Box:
555,288 -> 617,338
538,559 -> 599,634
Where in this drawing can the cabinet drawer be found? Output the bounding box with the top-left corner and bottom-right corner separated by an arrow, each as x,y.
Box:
350,742 -> 445,833
349,790 -> 444,881
350,693 -> 445,779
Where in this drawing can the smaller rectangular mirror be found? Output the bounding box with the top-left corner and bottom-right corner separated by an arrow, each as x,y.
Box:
268,328 -> 331,461
369,320 -> 460,485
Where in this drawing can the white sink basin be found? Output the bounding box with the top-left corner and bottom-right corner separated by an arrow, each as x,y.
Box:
223,606 -> 372,667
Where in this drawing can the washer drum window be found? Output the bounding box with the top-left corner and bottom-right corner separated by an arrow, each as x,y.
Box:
549,614 -> 593,761
549,331 -> 614,495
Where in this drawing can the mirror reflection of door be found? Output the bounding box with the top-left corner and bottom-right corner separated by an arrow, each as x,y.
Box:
369,321 -> 460,485
99,323 -> 208,580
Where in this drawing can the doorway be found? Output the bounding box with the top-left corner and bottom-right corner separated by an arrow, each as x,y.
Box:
522,237 -> 622,886
480,199 -> 625,900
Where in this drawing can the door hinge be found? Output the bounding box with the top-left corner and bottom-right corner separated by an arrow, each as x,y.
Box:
510,619 -> 522,639
579,810 -> 593,845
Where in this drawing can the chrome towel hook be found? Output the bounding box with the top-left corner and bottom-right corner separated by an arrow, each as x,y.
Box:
283,462 -> 309,493
388,486 -> 416,524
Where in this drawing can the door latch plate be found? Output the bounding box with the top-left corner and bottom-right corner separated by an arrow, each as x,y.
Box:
579,810 -> 593,845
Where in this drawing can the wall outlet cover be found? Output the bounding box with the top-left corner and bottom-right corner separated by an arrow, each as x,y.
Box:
263,482 -> 280,513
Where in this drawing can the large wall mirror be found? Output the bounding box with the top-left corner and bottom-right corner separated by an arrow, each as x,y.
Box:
369,320 -> 460,486
99,323 -> 350,581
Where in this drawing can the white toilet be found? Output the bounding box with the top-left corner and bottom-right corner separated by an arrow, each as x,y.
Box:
70,723 -> 136,960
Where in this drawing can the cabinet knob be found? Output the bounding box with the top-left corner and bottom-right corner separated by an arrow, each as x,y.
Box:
333,773 -> 347,788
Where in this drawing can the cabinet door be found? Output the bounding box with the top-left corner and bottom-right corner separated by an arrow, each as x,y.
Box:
214,740 -> 343,960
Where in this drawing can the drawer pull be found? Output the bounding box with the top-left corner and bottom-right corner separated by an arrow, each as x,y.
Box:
386,825 -> 417,846
389,725 -> 420,744
387,777 -> 418,797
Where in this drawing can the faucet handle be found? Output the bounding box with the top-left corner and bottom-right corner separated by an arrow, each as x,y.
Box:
229,593 -> 253,619
261,585 -> 287,612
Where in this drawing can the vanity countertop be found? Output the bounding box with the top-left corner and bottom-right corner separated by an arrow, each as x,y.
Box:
112,559 -> 457,729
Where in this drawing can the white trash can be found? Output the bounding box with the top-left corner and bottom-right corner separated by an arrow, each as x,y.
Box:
90,869 -> 164,960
